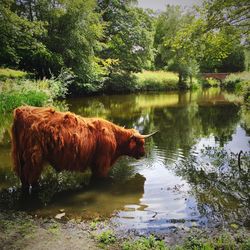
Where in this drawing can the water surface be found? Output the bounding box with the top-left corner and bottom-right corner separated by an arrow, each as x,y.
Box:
0,89 -> 249,233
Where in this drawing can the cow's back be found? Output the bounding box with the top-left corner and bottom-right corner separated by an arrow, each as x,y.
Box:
12,106 -> 98,174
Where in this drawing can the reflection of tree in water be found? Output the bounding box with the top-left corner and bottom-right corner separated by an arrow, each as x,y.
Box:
0,90 -> 248,222
153,105 -> 201,158
149,102 -> 241,162
197,104 -> 240,147
174,148 -> 250,227
241,106 -> 250,136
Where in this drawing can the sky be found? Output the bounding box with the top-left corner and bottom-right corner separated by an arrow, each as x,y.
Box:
137,0 -> 202,10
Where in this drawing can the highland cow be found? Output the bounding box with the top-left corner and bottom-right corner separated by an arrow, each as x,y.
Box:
11,106 -> 157,187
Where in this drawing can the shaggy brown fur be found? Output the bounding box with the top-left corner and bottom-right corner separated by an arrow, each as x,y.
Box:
11,106 -> 146,186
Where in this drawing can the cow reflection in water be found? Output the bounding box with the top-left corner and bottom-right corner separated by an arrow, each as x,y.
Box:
34,173 -> 146,219
11,106 -> 157,191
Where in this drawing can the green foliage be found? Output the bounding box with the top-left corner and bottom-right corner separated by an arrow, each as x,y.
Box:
98,1 -> 155,75
154,7 -> 203,86
241,82 -> 250,105
134,70 -> 179,91
176,233 -> 250,250
202,46 -> 245,73
90,219 -> 99,230
0,68 -> 28,80
0,88 -> 49,113
202,77 -> 220,88
0,68 -> 73,112
0,0 -> 48,69
123,235 -> 168,250
97,230 -> 116,245
200,0 -> 250,33
39,68 -> 75,99
154,4 -> 245,85
223,73 -> 243,89
232,73 -> 250,105
0,0 -> 247,93
104,72 -> 137,93
0,0 -> 105,93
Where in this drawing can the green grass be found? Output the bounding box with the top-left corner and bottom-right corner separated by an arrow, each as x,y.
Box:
134,70 -> 179,91
122,233 -> 250,250
0,90 -> 50,113
0,79 -> 51,113
123,235 -> 168,250
96,230 -> 116,247
0,68 -> 28,80
0,68 -> 70,113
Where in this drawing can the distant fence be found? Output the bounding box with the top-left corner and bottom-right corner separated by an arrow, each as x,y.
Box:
201,73 -> 230,82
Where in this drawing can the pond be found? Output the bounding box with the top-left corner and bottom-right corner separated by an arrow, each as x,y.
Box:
0,88 -> 249,234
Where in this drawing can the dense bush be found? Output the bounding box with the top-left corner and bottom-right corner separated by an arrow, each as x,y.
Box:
0,90 -> 49,113
236,81 -> 250,105
223,73 -> 242,89
223,72 -> 250,105
104,73 -> 138,93
201,77 -> 220,88
0,68 -> 73,112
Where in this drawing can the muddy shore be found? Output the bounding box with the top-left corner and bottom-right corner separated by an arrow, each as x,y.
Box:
1,209 -> 249,250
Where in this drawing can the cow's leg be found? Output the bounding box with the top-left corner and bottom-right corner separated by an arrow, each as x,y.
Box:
91,156 -> 112,179
90,160 -> 114,185
21,146 -> 44,193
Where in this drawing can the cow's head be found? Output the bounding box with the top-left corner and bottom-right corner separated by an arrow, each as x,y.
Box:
127,131 -> 158,159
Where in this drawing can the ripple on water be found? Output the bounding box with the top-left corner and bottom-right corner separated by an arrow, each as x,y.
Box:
112,148 -> 207,232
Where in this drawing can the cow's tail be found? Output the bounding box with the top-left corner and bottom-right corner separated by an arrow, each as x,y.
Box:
11,108 -> 23,178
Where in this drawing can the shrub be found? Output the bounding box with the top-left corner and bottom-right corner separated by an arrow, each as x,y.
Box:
123,235 -> 168,250
0,89 -> 49,113
104,72 -> 137,93
223,73 -> 242,89
97,230 -> 116,245
236,81 -> 250,105
37,68 -> 75,99
0,68 -> 73,112
202,77 -> 220,88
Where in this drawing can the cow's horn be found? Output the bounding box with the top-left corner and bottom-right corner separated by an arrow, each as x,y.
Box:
133,131 -> 159,139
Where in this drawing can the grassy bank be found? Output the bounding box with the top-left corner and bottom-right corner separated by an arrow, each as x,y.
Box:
0,68 -> 71,113
0,68 -> 28,80
1,68 -> 195,112
134,70 -> 179,91
222,72 -> 250,106
133,70 -> 199,91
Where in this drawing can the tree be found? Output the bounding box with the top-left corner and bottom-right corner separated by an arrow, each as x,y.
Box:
200,45 -> 245,73
97,0 -> 154,91
0,0 -> 106,93
154,5 -> 244,85
199,0 -> 250,33
154,5 -> 193,70
0,0 -> 48,69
